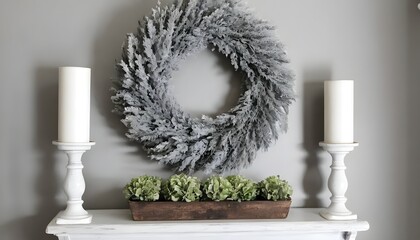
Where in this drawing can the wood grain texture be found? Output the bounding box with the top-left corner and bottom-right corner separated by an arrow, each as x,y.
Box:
128,200 -> 291,221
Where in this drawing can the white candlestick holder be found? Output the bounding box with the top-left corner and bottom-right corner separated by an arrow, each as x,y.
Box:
319,142 -> 358,220
53,141 -> 95,224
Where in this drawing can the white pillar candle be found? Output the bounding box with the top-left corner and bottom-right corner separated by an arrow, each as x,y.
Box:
58,67 -> 91,143
324,80 -> 354,144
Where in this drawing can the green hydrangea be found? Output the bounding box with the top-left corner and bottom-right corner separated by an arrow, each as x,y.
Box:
258,176 -> 293,201
123,175 -> 162,201
162,174 -> 202,202
202,176 -> 234,201
226,175 -> 258,201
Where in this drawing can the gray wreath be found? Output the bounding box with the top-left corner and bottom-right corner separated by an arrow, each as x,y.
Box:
112,0 -> 295,173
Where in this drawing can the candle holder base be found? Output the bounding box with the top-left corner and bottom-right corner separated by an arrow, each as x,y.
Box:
56,213 -> 92,225
320,209 -> 357,221
53,141 -> 95,224
319,142 -> 358,221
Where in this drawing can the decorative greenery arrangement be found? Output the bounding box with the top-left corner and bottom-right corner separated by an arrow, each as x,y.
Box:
226,175 -> 258,201
123,176 -> 162,201
112,0 -> 295,174
258,176 -> 293,201
202,176 -> 234,201
124,175 -> 292,202
162,173 -> 202,202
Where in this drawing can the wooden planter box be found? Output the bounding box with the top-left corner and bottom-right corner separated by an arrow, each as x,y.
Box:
128,200 -> 291,221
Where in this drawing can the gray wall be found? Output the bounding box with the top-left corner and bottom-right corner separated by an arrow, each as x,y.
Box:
408,1 -> 420,239
0,0 -> 415,239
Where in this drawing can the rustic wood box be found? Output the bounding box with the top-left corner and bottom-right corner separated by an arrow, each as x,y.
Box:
128,200 -> 291,221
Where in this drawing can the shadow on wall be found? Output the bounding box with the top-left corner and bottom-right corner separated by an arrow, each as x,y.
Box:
86,1 -> 172,208
407,1 -> 420,239
5,68 -> 64,240
91,0 -> 245,131
90,0 -> 168,155
301,67 -> 330,208
88,0 -> 244,184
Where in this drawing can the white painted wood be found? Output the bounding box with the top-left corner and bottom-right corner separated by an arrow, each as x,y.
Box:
319,142 -> 359,220
52,232 -> 343,240
53,141 -> 96,224
46,209 -> 369,240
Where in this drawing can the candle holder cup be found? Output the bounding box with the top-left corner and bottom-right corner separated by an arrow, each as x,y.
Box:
319,142 -> 358,220
52,141 -> 95,224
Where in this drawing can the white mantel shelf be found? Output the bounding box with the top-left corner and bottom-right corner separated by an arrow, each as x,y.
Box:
46,208 -> 369,240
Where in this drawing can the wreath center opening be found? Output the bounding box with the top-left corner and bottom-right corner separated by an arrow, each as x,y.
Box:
171,48 -> 243,118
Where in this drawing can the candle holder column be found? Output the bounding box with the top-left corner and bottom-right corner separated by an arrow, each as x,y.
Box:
319,142 -> 358,220
53,141 -> 95,224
